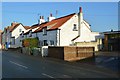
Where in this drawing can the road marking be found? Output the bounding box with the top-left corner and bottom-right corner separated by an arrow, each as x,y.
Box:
104,58 -> 115,62
63,74 -> 72,78
9,61 -> 28,69
42,73 -> 54,78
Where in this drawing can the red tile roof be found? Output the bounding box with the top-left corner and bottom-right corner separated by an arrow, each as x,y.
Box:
4,22 -> 21,32
45,13 -> 75,30
34,13 -> 75,33
31,23 -> 43,29
24,22 -> 48,34
24,26 -> 31,30
33,22 -> 48,33
9,23 -> 20,32
5,23 -> 31,32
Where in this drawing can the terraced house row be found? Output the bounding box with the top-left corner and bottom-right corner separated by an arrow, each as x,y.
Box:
1,7 -> 104,51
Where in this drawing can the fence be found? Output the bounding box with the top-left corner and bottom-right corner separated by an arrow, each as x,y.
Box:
22,46 -> 49,57
21,47 -> 41,56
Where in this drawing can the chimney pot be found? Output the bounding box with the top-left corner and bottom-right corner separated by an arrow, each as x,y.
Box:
50,13 -> 52,17
11,22 -> 17,26
40,16 -> 42,19
42,16 -> 44,19
79,7 -> 82,13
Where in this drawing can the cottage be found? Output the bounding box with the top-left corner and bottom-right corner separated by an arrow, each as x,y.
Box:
20,7 -> 103,51
26,7 -> 101,51
2,22 -> 30,48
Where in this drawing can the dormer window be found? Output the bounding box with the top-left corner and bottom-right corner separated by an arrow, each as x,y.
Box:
73,24 -> 78,31
43,27 -> 47,35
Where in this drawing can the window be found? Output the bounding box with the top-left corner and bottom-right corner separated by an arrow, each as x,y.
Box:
22,34 -> 24,38
43,40 -> 48,46
50,40 -> 54,46
43,28 -> 47,35
19,29 -> 22,32
29,30 -> 32,37
73,24 -> 78,31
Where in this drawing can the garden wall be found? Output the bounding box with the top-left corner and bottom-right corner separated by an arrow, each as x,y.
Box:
48,46 -> 94,61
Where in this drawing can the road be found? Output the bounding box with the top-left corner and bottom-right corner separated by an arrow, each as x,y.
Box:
2,50 -> 119,78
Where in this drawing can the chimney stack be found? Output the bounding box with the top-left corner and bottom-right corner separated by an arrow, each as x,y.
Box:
11,22 -> 18,26
42,16 -> 44,19
40,16 -> 42,19
38,15 -> 45,24
48,13 -> 55,22
78,7 -> 83,36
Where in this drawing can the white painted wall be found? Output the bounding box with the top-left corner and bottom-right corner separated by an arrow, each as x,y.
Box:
48,16 -> 55,22
11,24 -> 26,48
59,14 -> 78,46
58,13 -> 100,47
34,13 -> 100,47
74,16 -> 100,43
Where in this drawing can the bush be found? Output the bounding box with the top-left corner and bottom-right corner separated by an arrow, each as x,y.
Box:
22,37 -> 39,48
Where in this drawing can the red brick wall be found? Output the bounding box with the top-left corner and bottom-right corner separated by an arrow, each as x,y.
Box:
77,47 -> 94,57
48,46 -> 94,61
64,46 -> 77,60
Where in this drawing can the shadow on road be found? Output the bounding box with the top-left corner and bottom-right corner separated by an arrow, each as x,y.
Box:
76,55 -> 120,73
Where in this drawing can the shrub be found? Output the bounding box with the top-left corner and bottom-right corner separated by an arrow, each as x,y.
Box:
22,37 -> 39,48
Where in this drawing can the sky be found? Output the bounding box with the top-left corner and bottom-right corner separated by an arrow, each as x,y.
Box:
1,2 -> 118,32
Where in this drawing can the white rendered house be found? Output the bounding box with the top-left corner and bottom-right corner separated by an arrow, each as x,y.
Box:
3,22 -> 30,48
30,7 -> 101,49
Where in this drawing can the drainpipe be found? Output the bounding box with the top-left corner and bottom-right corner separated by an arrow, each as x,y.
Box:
58,29 -> 60,46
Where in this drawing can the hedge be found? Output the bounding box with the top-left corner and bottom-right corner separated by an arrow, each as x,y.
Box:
22,37 -> 39,48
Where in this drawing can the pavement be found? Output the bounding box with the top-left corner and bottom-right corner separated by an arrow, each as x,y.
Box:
2,50 -> 120,78
95,51 -> 120,57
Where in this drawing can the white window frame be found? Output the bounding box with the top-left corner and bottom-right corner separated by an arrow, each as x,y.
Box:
19,29 -> 22,32
43,28 -> 47,35
73,24 -> 78,31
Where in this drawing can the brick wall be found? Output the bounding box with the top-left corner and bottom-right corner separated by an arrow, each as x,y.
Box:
48,46 -> 64,59
64,46 -> 77,60
77,47 -> 94,57
48,46 -> 94,61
